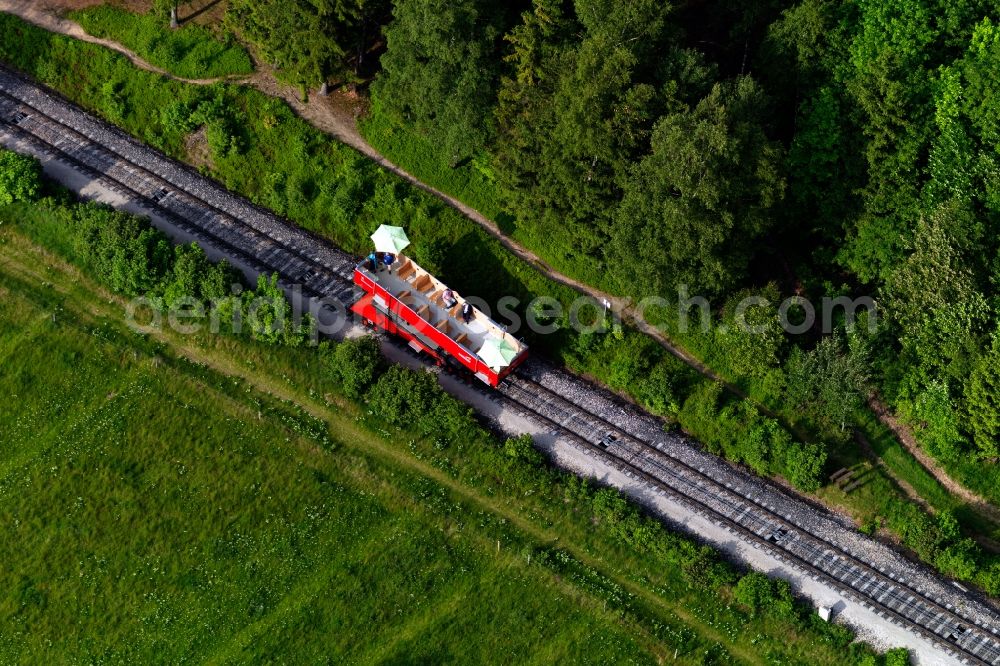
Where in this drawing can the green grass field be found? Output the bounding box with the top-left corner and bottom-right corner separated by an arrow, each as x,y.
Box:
71,4 -> 253,79
0,235 -> 666,663
0,199 -> 898,664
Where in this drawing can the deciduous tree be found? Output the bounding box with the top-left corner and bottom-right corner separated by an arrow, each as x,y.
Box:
229,0 -> 387,88
610,77 -> 785,297
785,333 -> 868,436
374,0 -> 513,164
734,571 -> 774,615
966,332 -> 1000,458
0,150 -> 42,205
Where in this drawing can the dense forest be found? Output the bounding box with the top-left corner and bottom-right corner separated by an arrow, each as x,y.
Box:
228,0 -> 1000,474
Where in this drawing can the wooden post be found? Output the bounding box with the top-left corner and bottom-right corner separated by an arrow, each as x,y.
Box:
169,5 -> 178,29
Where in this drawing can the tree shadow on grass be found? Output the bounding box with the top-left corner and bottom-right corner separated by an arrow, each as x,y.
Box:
494,210 -> 516,235
440,231 -> 578,353
179,0 -> 225,25
441,231 -> 530,308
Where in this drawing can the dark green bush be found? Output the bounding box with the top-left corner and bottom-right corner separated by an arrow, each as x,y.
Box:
679,545 -> 737,590
503,434 -> 544,466
367,366 -> 441,427
162,242 -> 239,306
679,379 -> 827,490
0,150 -> 43,205
366,365 -> 483,450
322,335 -> 385,399
69,202 -> 171,296
4,162 -> 308,347
734,571 -> 797,620
734,571 -> 775,616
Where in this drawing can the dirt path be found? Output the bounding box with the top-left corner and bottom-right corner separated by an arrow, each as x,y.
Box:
5,0 -> 999,532
869,395 -> 1000,524
0,0 -> 230,83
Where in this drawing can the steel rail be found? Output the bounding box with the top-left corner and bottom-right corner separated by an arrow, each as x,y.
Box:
0,90 -> 357,311
500,374 -> 1000,665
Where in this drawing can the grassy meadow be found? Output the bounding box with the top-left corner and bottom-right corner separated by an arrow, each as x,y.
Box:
0,233 -> 662,663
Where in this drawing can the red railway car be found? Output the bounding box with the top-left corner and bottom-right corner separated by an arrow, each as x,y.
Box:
351,253 -> 528,386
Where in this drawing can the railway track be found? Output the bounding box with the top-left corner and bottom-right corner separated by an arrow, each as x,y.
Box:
496,373 -> 1000,664
0,67 -> 358,310
1,65 -> 998,663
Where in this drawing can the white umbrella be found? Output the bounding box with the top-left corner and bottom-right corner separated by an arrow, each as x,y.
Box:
478,336 -> 518,369
370,224 -> 410,254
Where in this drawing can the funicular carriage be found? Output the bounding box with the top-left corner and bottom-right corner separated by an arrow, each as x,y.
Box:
351,225 -> 528,387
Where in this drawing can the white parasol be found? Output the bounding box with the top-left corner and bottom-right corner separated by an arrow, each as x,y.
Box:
370,224 -> 410,254
478,336 -> 518,369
